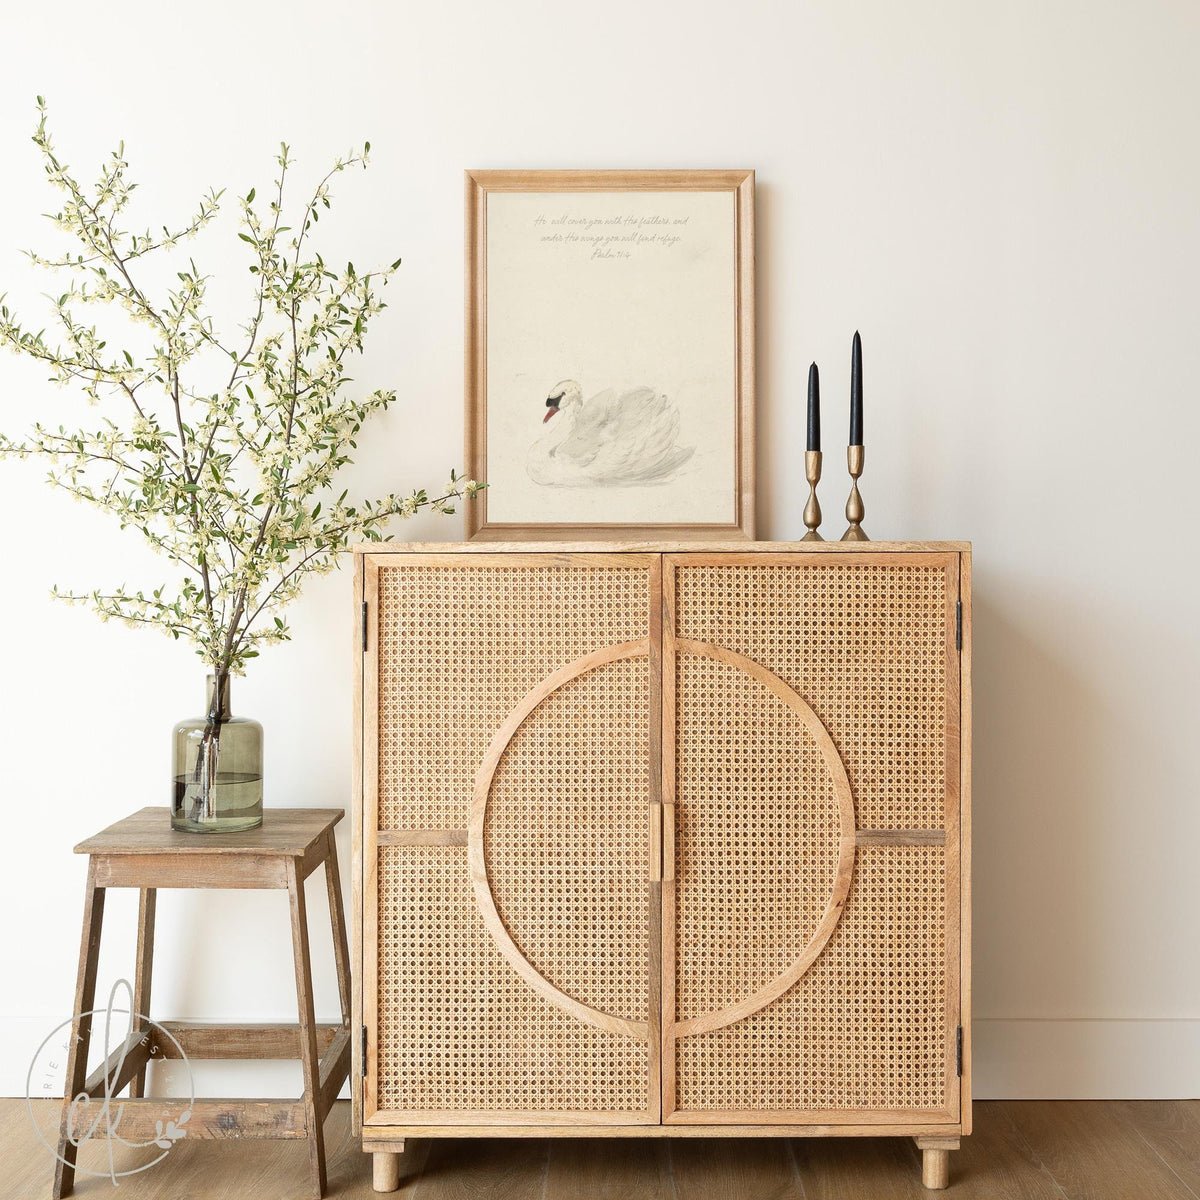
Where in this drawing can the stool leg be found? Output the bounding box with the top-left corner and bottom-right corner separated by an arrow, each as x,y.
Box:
53,861 -> 106,1199
323,831 -> 352,1030
287,860 -> 327,1199
129,887 -> 156,1099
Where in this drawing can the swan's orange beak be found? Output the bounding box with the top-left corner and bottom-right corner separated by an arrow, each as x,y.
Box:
543,407 -> 559,423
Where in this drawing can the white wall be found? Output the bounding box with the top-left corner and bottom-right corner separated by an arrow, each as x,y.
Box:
1,0 -> 1197,1100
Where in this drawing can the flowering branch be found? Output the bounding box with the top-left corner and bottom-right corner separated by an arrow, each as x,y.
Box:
0,101 -> 482,688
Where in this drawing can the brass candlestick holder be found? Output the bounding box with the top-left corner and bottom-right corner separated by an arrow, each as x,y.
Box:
802,450 -> 823,540
841,443 -> 868,541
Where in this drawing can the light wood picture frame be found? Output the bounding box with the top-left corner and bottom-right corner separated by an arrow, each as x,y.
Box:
465,170 -> 755,540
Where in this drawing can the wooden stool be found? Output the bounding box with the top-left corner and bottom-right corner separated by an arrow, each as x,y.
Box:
55,807 -> 351,1200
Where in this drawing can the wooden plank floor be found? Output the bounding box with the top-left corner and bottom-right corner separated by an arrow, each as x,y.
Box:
6,1100 -> 1199,1199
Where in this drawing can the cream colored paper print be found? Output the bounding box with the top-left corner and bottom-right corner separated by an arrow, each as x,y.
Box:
484,191 -> 737,525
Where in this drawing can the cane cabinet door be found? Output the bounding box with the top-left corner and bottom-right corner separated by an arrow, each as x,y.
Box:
362,554 -> 662,1126
662,552 -> 963,1124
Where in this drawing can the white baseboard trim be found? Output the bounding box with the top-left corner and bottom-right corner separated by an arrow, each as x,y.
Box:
4,1015 -> 1198,1100
975,1018 -> 1200,1099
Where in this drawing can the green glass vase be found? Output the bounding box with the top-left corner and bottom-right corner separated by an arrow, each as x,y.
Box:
171,675 -> 263,833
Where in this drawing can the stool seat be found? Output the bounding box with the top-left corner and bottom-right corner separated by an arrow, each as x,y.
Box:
55,807 -> 351,1200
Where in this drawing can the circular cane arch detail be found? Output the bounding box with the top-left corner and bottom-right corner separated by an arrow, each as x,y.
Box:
468,638 -> 858,1043
469,640 -> 652,1042
670,639 -> 856,1038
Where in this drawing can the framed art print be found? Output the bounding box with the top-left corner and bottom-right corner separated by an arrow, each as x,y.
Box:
464,170 -> 755,539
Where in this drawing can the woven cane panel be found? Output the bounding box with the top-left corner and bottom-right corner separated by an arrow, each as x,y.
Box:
674,563 -> 948,829
676,846 -> 947,1111
486,657 -> 649,1023
376,564 -> 648,830
674,652 -> 841,1022
377,846 -> 649,1113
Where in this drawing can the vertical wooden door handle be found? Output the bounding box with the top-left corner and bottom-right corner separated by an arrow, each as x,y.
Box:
663,803 -> 676,882
649,804 -> 662,883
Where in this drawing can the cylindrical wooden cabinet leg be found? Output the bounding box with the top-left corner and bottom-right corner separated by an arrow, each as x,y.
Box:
373,1151 -> 401,1192
922,1147 -> 950,1190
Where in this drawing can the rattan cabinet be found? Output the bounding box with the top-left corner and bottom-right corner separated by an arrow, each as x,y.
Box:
352,542 -> 971,1191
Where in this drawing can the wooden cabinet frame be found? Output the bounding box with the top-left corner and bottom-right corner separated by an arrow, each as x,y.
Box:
352,541 -> 972,1190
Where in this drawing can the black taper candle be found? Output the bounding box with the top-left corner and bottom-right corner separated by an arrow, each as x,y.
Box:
849,330 -> 863,445
807,362 -> 821,452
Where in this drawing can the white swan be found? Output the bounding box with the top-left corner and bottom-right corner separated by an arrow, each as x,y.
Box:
526,380 -> 695,488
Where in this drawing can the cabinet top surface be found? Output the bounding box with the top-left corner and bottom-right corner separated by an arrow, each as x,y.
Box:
74,806 -> 343,856
352,539 -> 971,556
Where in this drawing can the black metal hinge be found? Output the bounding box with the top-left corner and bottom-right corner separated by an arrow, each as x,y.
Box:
956,1026 -> 963,1076
955,601 -> 962,651
362,1026 -> 368,1076
361,601 -> 369,654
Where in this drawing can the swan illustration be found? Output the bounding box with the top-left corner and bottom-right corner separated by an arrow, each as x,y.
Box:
526,379 -> 695,488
